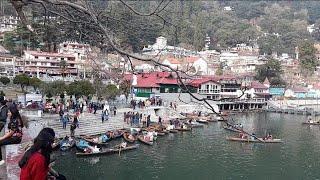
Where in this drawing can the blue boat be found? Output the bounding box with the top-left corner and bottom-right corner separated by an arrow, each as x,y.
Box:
59,137 -> 76,151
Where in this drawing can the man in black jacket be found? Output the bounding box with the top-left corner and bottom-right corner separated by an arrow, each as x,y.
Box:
0,96 -> 8,132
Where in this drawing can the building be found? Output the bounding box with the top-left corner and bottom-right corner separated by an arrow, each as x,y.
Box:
17,50 -> 78,76
0,16 -> 18,33
162,57 -> 182,70
58,41 -> 91,62
246,81 -> 270,100
142,36 -> 198,57
58,41 -> 92,78
0,45 -> 16,76
284,87 -> 308,99
0,16 -> 19,42
190,75 -> 242,100
0,53 -> 16,76
124,72 -> 184,98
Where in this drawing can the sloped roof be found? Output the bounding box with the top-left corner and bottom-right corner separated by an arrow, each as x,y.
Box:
123,72 -> 177,88
0,45 -> 9,54
292,86 -> 308,93
250,81 -> 268,89
263,77 -> 270,85
164,57 -> 181,64
25,50 -> 75,58
185,56 -> 200,63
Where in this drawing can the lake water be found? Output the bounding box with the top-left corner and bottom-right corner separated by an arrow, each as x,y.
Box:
53,112 -> 320,180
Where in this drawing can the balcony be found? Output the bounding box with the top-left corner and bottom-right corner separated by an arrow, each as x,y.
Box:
198,89 -> 220,94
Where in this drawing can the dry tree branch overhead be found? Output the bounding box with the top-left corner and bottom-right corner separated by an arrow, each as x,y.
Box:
9,0 -> 254,135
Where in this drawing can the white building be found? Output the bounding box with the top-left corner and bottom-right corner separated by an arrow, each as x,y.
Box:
307,24 -> 315,33
18,50 -> 78,77
58,41 -> 91,62
0,16 -> 18,33
162,57 -> 181,70
142,36 -> 198,57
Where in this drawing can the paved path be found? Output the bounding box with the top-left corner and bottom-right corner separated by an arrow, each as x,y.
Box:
47,109 -> 131,138
46,106 -> 184,138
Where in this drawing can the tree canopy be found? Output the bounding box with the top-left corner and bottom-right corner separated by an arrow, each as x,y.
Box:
298,40 -> 318,75
67,80 -> 94,98
13,74 -> 30,92
255,58 -> 286,86
0,76 -> 10,85
6,1 -> 320,56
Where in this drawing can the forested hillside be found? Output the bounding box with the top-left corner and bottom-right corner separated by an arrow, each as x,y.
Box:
2,1 -> 320,55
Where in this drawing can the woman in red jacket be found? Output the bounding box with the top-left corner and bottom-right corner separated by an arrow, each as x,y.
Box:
19,128 -> 55,180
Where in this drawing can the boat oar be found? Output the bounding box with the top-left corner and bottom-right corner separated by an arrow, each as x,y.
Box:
225,121 -> 265,143
118,143 -> 122,156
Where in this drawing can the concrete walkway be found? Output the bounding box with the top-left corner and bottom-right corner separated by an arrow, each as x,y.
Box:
47,109 -> 131,138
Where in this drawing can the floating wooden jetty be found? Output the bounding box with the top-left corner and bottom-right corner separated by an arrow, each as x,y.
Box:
263,108 -> 320,116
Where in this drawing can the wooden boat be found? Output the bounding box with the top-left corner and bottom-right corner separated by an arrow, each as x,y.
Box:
217,117 -> 226,121
158,129 -> 169,134
156,132 -> 166,136
187,122 -> 204,128
52,138 -> 61,150
196,119 -> 209,124
226,137 -> 283,143
206,118 -> 218,122
81,134 -> 110,146
137,135 -> 153,145
223,125 -> 242,133
59,137 -> 76,151
123,132 -> 137,143
176,127 -> 192,131
76,144 -> 139,157
111,130 -> 125,139
75,139 -> 91,151
169,129 -> 178,133
302,122 -> 320,125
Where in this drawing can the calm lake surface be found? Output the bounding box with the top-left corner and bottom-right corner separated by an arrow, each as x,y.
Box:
53,112 -> 320,180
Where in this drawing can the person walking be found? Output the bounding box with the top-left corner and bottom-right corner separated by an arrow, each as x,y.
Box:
113,106 -> 117,116
158,116 -> 162,126
62,114 -> 69,129
70,120 -> 76,137
93,104 -> 98,114
147,114 -> 151,127
104,109 -> 109,122
73,114 -> 79,128
101,110 -> 105,123
59,109 -> 64,122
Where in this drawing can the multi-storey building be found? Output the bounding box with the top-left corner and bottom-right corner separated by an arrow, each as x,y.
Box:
16,50 -> 78,76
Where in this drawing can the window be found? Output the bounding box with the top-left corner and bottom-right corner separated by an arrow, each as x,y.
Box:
207,96 -> 211,99
46,57 -> 50,59
35,56 -> 38,59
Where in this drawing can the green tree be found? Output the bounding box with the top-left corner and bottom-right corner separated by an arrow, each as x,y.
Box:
29,77 -> 42,91
104,84 -> 119,101
0,91 -> 5,97
215,64 -> 223,76
13,74 -> 30,92
119,80 -> 131,100
67,80 -> 94,98
298,40 -> 318,76
59,59 -> 67,77
255,59 -> 286,86
39,81 -> 66,98
0,76 -> 10,85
